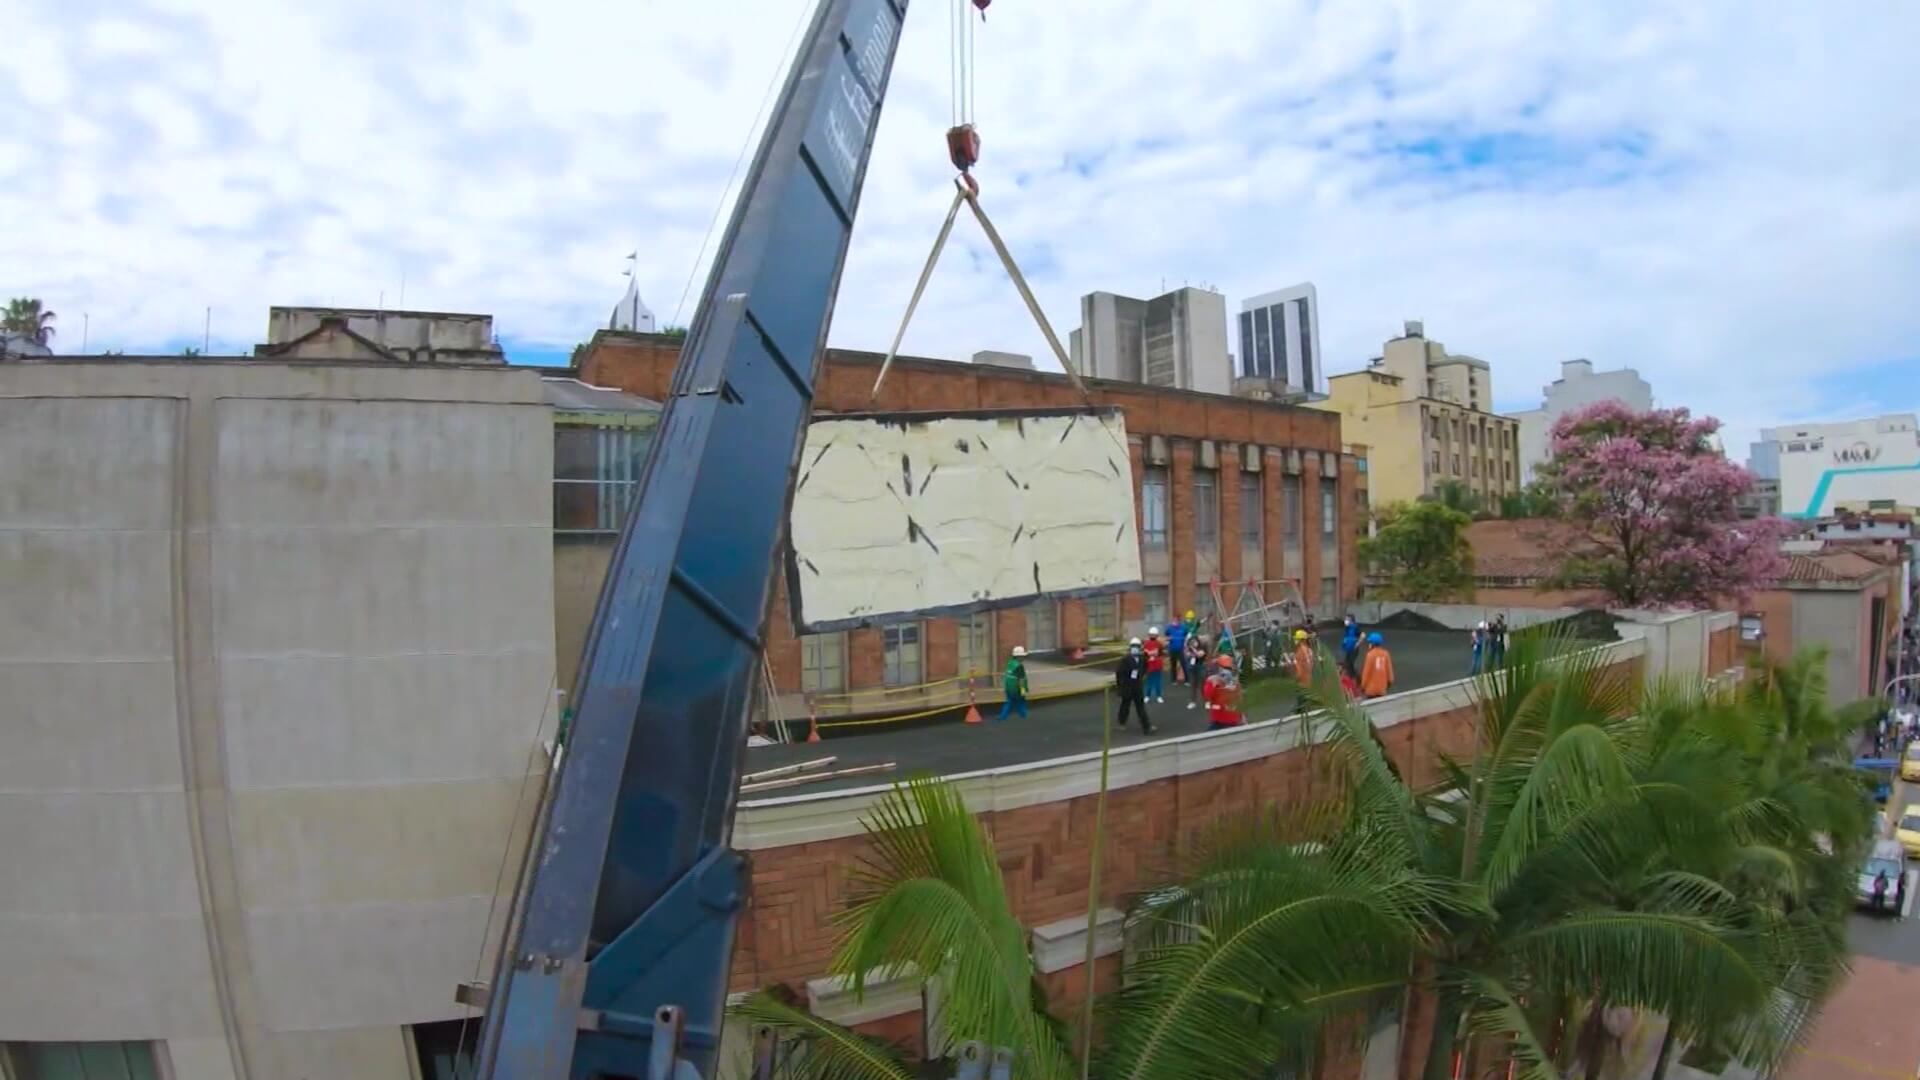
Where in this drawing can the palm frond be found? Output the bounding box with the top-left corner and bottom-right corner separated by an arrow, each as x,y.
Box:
1502,910 -> 1769,1023
730,990 -> 915,1080
1463,974 -> 1563,1080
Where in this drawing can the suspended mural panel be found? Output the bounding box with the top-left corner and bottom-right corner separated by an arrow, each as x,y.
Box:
787,407 -> 1142,632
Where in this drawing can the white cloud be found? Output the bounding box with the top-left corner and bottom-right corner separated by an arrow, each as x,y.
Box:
2,0 -> 1915,453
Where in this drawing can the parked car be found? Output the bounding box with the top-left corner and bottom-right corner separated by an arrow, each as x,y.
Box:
1897,805 -> 1920,858
1901,743 -> 1920,782
1857,840 -> 1907,914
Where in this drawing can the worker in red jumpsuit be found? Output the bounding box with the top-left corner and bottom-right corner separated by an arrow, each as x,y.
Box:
1202,654 -> 1244,730
1142,626 -> 1167,703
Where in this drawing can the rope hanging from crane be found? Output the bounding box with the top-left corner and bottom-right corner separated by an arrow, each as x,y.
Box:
872,0 -> 1093,404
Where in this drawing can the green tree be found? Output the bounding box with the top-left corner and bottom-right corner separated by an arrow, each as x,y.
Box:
1360,500 -> 1476,602
179,346 -> 201,357
1424,479 -> 1484,517
2,297 -> 56,345
737,776 -> 1455,1079
1498,480 -> 1561,520
1296,630 -> 1812,1080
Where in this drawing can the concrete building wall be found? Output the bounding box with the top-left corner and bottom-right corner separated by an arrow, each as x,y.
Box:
0,360 -> 557,1080
1759,414 -> 1920,518
1515,360 -> 1654,484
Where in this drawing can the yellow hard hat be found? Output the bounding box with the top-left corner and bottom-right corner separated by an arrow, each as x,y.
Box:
1184,610 -> 1195,619
1294,629 -> 1309,641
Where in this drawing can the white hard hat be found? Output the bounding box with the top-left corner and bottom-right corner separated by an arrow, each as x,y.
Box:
1147,626 -> 1160,636
1011,645 -> 1027,657
1129,636 -> 1142,646
1478,620 -> 1489,630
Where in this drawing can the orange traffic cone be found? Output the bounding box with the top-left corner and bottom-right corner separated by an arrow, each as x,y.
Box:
963,681 -> 984,726
806,699 -> 822,743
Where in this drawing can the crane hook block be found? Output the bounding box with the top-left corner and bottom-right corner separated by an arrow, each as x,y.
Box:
946,124 -> 981,173
973,0 -> 990,17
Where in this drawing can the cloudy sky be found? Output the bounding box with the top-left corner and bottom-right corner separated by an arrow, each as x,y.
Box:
5,0 -> 1916,454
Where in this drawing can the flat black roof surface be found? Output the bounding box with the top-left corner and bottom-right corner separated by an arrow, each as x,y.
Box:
743,627 -> 1482,797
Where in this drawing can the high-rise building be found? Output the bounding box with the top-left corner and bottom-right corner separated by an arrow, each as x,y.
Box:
1234,283 -> 1325,400
1068,286 -> 1230,395
1751,414 -> 1920,517
1317,320 -> 1521,509
1510,359 -> 1654,484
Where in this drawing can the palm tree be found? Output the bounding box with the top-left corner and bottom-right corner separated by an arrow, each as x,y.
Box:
737,776 -> 1459,1079
2,297 -> 56,345
1296,628 -> 1785,1080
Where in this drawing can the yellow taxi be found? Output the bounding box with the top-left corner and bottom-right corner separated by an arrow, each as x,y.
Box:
1897,804 -> 1920,859
1902,743 -> 1920,782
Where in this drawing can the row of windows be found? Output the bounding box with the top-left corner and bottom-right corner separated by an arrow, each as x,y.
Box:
1141,470 -> 1333,551
1430,453 -> 1517,482
1426,414 -> 1513,450
798,597 -> 1127,693
3,1025 -> 483,1080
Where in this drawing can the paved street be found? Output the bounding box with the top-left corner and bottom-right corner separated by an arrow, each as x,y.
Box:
1782,767 -> 1920,1080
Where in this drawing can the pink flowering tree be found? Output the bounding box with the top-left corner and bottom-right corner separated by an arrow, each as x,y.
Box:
1537,402 -> 1789,608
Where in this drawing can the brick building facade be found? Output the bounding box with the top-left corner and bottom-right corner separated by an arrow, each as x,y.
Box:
578,331 -> 1369,704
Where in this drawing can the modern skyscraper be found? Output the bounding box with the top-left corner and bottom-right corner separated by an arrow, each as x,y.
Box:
1235,283 -> 1325,400
1069,287 -> 1230,395
1510,358 -> 1654,484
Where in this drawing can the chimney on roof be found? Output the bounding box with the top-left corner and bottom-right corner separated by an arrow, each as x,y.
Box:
1403,319 -> 1424,338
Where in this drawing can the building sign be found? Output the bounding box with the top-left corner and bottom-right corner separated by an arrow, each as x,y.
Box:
1835,441 -> 1882,464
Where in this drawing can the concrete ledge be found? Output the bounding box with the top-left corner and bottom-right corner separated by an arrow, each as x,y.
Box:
1029,908 -> 1125,974
806,965 -> 922,1026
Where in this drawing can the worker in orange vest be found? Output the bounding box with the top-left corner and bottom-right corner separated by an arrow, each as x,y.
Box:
1292,628 -> 1315,684
1202,653 -> 1244,729
1359,631 -> 1395,699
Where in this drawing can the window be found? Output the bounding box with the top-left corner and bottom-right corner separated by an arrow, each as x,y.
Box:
1503,429 -> 1512,449
1295,297 -> 1315,389
1788,441 -> 1806,452
1740,614 -> 1764,642
413,1021 -> 479,1080
1253,306 -> 1273,377
1143,586 -> 1170,630
800,632 -> 846,694
1027,601 -> 1060,652
5,1043 -> 161,1080
1237,311 -> 1256,377
1087,595 -> 1121,642
1469,426 -> 1478,446
1141,467 -> 1169,551
956,612 -> 995,679
1506,461 -> 1514,481
553,421 -> 653,534
1451,419 -> 1461,440
882,623 -> 923,687
1194,470 -> 1219,549
1321,576 -> 1339,608
1428,415 -> 1441,438
1282,475 -> 1302,539
1452,454 -> 1461,474
1320,479 -> 1337,536
1239,473 -> 1262,546
1430,451 -> 1441,473
1471,458 -> 1480,477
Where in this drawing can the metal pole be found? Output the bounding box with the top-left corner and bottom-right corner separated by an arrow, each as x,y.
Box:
1077,685 -> 1113,1077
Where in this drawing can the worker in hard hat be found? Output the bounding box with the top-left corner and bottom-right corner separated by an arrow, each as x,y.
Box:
1470,620 -> 1489,674
1177,609 -> 1200,683
1203,653 -> 1244,729
1142,626 -> 1167,703
1113,637 -> 1154,734
1292,628 -> 1316,684
1359,631 -> 1395,699
997,645 -> 1030,721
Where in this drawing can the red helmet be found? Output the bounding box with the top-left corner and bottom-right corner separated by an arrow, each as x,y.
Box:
1216,654 -> 1234,669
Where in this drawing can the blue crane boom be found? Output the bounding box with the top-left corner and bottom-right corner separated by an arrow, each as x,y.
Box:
475,1 -> 911,1075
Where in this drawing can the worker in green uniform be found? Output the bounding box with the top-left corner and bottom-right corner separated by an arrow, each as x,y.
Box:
997,645 -> 1030,721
